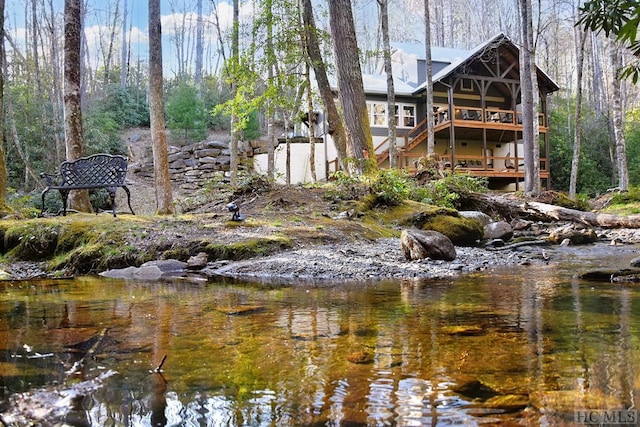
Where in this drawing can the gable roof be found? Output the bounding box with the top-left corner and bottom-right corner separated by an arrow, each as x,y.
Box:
413,33 -> 560,95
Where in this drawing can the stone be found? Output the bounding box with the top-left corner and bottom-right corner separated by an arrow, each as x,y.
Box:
630,256 -> 640,267
400,229 -> 456,261
547,224 -> 597,245
459,211 -> 492,227
100,260 -> 187,280
483,221 -> 513,241
187,252 -> 208,270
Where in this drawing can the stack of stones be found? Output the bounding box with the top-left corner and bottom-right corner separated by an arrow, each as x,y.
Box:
130,139 -> 253,191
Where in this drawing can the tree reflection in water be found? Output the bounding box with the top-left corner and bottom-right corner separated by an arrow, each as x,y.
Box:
0,252 -> 639,425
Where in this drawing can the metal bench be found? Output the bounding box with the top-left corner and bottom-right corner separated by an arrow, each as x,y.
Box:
40,154 -> 135,217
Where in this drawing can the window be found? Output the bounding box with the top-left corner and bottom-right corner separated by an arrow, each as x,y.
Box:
403,105 -> 415,127
373,104 -> 386,125
460,78 -> 473,91
367,102 -> 416,128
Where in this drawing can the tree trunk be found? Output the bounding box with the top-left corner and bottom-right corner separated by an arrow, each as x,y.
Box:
194,0 -> 203,88
301,0 -> 348,171
120,0 -> 128,88
149,0 -> 174,215
467,192 -> 640,228
518,0 -> 540,196
328,0 -> 376,175
378,0 -> 397,168
424,0 -> 435,154
48,0 -> 65,165
609,40 -> 628,191
0,0 -> 8,212
569,25 -> 586,199
306,64 -> 317,182
229,0 -> 239,187
64,0 -> 91,212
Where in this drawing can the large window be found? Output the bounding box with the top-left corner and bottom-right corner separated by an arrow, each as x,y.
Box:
367,102 -> 416,128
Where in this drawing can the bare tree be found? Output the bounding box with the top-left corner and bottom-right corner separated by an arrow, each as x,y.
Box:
609,40 -> 628,191
149,0 -> 174,214
195,0 -> 203,87
569,22 -> 587,199
64,0 -> 92,212
328,0 -> 376,174
120,0 -> 128,88
378,0 -> 397,168
301,0 -> 349,170
518,0 -> 541,195
0,0 -> 8,213
229,0 -> 239,187
424,0 -> 434,154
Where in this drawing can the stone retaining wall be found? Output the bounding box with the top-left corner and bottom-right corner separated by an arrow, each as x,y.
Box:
129,139 -> 252,191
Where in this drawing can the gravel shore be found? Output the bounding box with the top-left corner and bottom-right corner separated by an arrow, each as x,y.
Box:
209,237 -> 552,283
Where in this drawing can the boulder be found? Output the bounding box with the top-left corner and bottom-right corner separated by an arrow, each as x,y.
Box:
483,221 -> 513,241
459,211 -> 492,227
547,224 -> 597,245
100,259 -> 187,280
403,207 -> 483,246
400,229 -> 456,261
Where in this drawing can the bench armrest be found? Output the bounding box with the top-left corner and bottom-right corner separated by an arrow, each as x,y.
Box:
40,172 -> 62,187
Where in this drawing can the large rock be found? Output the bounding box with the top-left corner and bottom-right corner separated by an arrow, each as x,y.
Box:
547,224 -> 597,245
459,211 -> 492,227
483,221 -> 513,241
403,207 -> 484,246
400,229 -> 457,261
100,259 -> 187,280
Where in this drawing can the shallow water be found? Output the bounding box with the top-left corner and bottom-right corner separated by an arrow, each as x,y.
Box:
1,244 -> 640,426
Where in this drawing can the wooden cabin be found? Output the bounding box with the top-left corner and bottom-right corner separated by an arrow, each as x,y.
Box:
362,33 -> 560,190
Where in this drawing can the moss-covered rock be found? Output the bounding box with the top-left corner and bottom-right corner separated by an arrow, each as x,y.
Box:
401,206 -> 484,246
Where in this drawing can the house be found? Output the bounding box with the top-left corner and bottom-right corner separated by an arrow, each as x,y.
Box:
255,33 -> 560,189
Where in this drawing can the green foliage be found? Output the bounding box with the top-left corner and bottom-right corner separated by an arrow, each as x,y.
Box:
166,83 -> 208,144
547,99 -> 613,195
202,75 -> 233,130
84,85 -> 149,155
411,174 -> 487,209
369,169 -> 411,206
609,185 -> 640,204
579,0 -> 640,82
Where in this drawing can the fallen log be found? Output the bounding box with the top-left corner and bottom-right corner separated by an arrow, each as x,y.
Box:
465,193 -> 640,229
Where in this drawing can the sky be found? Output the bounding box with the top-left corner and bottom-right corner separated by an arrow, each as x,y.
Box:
4,0 -> 246,77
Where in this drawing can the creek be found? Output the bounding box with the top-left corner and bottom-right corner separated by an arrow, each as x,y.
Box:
1,244 -> 639,426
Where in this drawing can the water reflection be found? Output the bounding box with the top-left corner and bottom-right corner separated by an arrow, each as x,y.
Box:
0,252 -> 639,426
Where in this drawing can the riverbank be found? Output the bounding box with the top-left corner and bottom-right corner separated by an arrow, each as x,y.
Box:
2,185 -> 640,282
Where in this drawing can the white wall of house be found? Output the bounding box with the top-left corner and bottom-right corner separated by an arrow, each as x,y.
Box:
254,138 -> 339,184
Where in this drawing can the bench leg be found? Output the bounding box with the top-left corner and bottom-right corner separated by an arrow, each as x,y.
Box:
122,186 -> 135,215
40,188 -> 50,217
60,190 -> 69,216
108,189 -> 117,217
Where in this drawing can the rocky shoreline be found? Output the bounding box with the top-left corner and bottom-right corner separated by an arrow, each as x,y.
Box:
94,226 -> 640,285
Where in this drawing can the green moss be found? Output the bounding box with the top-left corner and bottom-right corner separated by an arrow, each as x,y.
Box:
3,220 -> 61,261
205,235 -> 293,260
398,206 -> 483,246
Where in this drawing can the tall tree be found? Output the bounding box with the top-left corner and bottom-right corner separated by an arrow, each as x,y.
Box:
229,0 -> 240,187
64,0 -> 92,212
195,0 -> 204,87
610,40 -> 629,191
149,0 -> 174,214
328,0 -> 376,174
120,0 -> 128,88
424,0 -> 435,154
0,0 -> 8,213
518,0 -> 541,195
378,0 -> 397,168
301,0 -> 349,170
569,19 -> 587,199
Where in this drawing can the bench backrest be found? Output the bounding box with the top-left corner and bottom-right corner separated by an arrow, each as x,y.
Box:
59,154 -> 128,187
